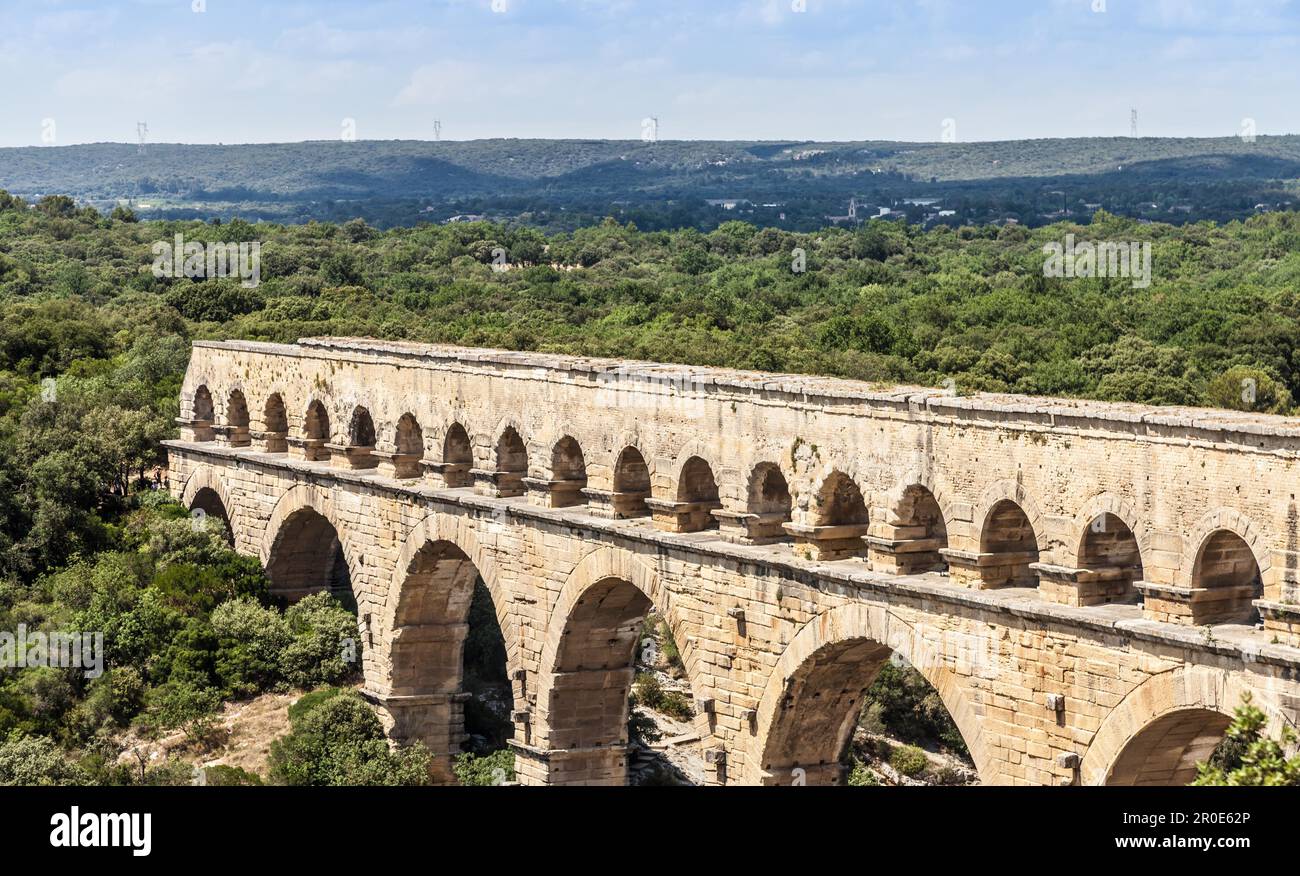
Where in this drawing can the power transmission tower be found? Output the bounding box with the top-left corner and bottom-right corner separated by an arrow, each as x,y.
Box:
1130,108 -> 1138,138
137,122 -> 149,154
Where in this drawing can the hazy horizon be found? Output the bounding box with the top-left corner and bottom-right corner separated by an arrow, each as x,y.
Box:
4,0 -> 1298,148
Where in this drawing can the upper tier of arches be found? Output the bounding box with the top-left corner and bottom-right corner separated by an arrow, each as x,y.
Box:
179,381 -> 1275,627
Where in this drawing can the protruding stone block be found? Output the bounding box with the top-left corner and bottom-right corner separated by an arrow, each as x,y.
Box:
420,459 -> 472,489
713,508 -> 789,544
783,521 -> 868,562
286,435 -> 329,461
472,468 -> 525,498
1136,580 -> 1259,626
326,442 -> 379,470
523,476 -> 586,508
646,497 -> 721,533
250,428 -> 288,454
580,486 -> 650,520
941,547 -> 1039,589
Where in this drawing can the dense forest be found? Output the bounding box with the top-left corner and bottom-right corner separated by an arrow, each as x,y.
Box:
2,137 -> 1298,229
2,187 -> 1300,784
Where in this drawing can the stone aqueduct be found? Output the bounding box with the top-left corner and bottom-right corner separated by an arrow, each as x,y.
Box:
165,337 -> 1300,786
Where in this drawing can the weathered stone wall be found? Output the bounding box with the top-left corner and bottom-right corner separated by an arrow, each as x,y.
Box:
166,338 -> 1300,786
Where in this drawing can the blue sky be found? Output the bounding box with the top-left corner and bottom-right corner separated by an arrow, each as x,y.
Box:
2,0 -> 1298,146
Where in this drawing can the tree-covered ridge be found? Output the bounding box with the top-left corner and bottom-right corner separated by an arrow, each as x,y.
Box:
2,138 -> 1298,229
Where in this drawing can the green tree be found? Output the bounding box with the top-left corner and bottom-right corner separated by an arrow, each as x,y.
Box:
1194,693 -> 1300,786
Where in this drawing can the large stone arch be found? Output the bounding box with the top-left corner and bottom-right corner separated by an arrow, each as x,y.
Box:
1080,664 -> 1294,786
180,464 -> 239,546
747,601 -> 996,785
259,483 -> 366,603
527,545 -> 710,784
383,510 -> 518,680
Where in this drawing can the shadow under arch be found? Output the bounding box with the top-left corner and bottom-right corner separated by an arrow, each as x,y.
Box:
259,484 -> 364,608
180,464 -> 237,547
748,602 -> 995,785
384,512 -> 517,680
531,546 -> 708,785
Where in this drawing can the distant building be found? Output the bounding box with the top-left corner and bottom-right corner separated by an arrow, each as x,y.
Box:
445,214 -> 487,223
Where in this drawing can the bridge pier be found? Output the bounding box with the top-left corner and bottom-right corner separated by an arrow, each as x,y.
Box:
367,690 -> 470,784
510,742 -> 630,785
760,762 -> 845,786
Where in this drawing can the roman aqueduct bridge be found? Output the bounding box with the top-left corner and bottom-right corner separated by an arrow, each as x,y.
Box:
166,337 -> 1300,786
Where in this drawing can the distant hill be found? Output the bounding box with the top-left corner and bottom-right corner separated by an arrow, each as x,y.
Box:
2,136 -> 1298,230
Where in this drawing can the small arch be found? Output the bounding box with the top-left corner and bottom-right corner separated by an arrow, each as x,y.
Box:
549,436 -> 588,507
889,484 -> 949,574
612,446 -> 652,518
748,462 -> 792,519
812,470 -> 868,526
225,389 -> 250,446
390,413 -> 423,478
438,422 -> 474,487
190,385 -> 215,440
1190,529 -> 1262,624
1077,513 -> 1143,603
979,499 -> 1040,588
304,400 -> 330,441
192,385 -> 214,422
262,393 -> 288,452
395,413 -> 423,456
495,426 -> 527,472
349,406 -> 377,448
675,456 -> 720,532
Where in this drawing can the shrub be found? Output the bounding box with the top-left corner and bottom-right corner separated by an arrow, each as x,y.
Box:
1195,693 -> 1300,786
210,596 -> 290,696
453,748 -> 515,786
201,764 -> 263,786
0,733 -> 89,785
287,686 -> 346,723
863,660 -> 968,755
281,592 -> 358,689
889,744 -> 929,778
268,691 -> 429,786
144,680 -> 221,744
632,672 -> 693,722
62,667 -> 145,742
846,759 -> 880,786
